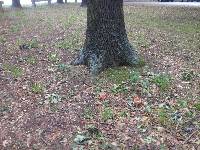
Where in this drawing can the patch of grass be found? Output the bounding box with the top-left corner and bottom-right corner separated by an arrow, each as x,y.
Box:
10,24 -> 21,33
83,108 -> 94,119
194,103 -> 200,111
25,56 -> 37,65
3,64 -> 23,78
135,33 -> 150,48
177,100 -> 188,108
119,110 -> 130,118
0,36 -> 6,44
104,68 -> 131,84
129,70 -> 140,84
10,66 -> 23,78
28,38 -> 39,48
101,107 -> 114,122
18,38 -> 39,49
56,40 -> 72,50
31,82 -> 44,94
62,14 -> 78,28
15,11 -> 26,18
152,74 -> 171,91
56,33 -> 83,50
111,83 -> 128,94
158,108 -> 169,125
48,52 -> 59,62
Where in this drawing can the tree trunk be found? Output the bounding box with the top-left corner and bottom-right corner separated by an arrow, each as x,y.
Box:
12,0 -> 22,8
75,0 -> 77,3
65,0 -> 67,3
72,0 -> 139,75
81,0 -> 87,7
57,0 -> 64,4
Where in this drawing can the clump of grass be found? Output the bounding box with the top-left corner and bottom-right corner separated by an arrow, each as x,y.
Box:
56,40 -> 72,50
194,103 -> 200,111
152,74 -> 171,91
31,83 -> 44,94
111,83 -> 128,94
134,32 -> 150,48
48,52 -> 59,62
158,108 -> 169,125
177,100 -> 188,108
129,70 -> 140,84
83,108 -> 94,119
119,110 -> 130,118
101,107 -> 114,122
25,56 -> 37,65
104,67 -> 130,84
10,24 -> 21,33
0,36 -> 6,44
18,38 -> 39,49
3,64 -> 23,78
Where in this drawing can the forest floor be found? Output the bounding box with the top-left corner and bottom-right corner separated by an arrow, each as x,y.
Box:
0,4 -> 200,150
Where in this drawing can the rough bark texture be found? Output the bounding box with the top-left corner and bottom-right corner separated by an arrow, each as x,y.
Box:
81,0 -> 87,7
12,0 -> 22,8
73,0 -> 139,75
57,0 -> 64,4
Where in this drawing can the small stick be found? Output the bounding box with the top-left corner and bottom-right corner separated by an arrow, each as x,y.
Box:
183,130 -> 198,145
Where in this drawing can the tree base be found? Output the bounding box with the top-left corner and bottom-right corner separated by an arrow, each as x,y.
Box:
72,44 -> 139,75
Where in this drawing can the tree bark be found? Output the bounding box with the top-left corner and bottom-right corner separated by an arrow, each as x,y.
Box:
75,0 -> 77,3
81,0 -> 87,7
12,0 -> 22,8
57,0 -> 64,4
72,0 -> 139,75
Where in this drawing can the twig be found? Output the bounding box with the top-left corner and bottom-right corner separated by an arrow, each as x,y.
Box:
183,130 -> 198,145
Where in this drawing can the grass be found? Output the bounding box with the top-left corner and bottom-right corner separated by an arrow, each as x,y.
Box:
25,56 -> 37,65
103,67 -> 131,84
152,74 -> 171,91
3,64 -> 23,78
101,107 -> 114,122
48,52 -> 59,62
0,35 -> 6,44
31,82 -> 44,94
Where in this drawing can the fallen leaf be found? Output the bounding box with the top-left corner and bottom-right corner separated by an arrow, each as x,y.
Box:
133,95 -> 143,107
99,92 -> 108,101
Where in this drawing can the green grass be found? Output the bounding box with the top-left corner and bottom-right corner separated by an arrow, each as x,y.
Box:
152,74 -> 171,91
83,108 -> 94,119
101,107 -> 114,122
194,103 -> 200,111
3,64 -> 23,78
25,56 -> 37,65
104,67 -> 131,84
0,36 -> 6,44
48,52 -> 59,62
31,83 -> 44,94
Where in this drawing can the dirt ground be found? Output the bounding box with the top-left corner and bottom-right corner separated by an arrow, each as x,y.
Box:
0,4 -> 200,150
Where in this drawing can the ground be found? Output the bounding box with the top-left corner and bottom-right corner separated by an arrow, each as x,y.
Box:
0,4 -> 200,150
